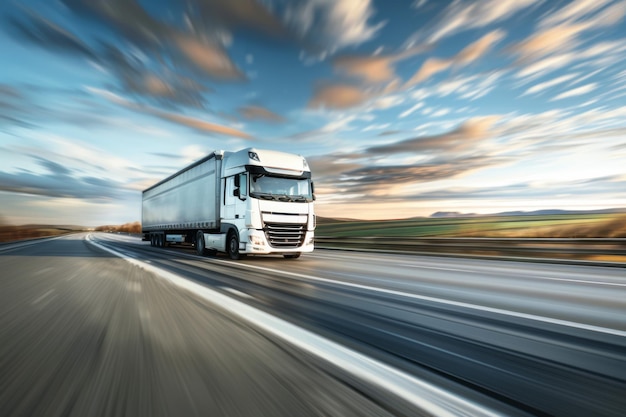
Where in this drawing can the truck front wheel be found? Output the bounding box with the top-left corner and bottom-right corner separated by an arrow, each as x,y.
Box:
196,231 -> 206,256
227,232 -> 245,260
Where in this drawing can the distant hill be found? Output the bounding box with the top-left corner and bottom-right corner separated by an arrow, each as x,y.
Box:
430,208 -> 626,218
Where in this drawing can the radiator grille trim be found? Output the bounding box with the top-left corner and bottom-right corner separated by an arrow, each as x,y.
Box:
264,222 -> 305,248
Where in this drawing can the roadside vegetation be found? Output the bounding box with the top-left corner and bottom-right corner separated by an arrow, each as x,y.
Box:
94,222 -> 141,234
0,219 -> 141,243
316,213 -> 626,238
0,224 -> 84,243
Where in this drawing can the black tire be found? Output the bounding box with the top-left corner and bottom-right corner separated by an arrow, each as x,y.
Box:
150,234 -> 155,247
283,253 -> 301,259
227,231 -> 244,260
196,231 -> 206,256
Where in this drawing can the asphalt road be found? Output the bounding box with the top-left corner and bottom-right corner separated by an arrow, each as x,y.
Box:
1,233 -> 625,417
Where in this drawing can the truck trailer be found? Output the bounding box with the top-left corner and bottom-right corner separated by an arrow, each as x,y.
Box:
141,148 -> 315,259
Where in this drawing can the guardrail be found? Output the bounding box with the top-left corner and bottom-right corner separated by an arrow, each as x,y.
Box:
314,236 -> 626,263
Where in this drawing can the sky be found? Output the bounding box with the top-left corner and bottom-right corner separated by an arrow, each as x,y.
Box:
1,0 -> 626,226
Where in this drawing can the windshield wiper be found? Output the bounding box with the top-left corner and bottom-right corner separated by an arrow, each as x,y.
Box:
250,192 -> 277,200
251,192 -> 309,202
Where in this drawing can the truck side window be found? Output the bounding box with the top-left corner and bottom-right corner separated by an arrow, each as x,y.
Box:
239,173 -> 247,197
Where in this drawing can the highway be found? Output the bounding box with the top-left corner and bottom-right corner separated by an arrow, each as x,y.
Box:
1,233 -> 625,417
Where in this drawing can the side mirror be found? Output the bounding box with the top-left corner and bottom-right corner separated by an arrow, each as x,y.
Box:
234,175 -> 240,187
233,188 -> 240,197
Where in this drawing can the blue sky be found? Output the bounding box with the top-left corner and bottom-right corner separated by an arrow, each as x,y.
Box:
1,0 -> 625,225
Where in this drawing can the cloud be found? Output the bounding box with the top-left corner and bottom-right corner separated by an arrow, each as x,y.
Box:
551,83 -> 597,100
0,156 -> 121,200
539,0 -> 617,28
399,102 -> 424,118
285,0 -> 385,52
342,156 -> 504,193
511,0 -> 626,72
88,86 -> 252,138
305,116 -> 508,201
308,150 -> 510,201
9,0 -> 245,101
35,156 -> 73,177
522,73 -> 578,96
157,112 -> 252,138
101,44 -> 211,108
366,116 -> 500,155
238,105 -> 285,123
407,58 -> 452,86
6,9 -> 97,60
456,30 -> 506,64
191,0 -> 286,38
411,0 -> 536,43
511,23 -> 588,62
307,155 -> 364,179
406,31 -> 504,86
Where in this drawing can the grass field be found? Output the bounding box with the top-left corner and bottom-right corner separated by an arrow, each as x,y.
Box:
316,213 -> 626,238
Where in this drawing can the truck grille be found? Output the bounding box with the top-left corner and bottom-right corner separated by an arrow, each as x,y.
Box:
264,223 -> 305,248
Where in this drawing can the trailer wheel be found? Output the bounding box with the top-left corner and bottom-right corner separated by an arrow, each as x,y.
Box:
150,234 -> 155,247
283,253 -> 301,259
227,231 -> 244,260
196,231 -> 206,256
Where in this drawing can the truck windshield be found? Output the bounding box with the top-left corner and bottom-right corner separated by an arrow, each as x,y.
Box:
249,175 -> 312,202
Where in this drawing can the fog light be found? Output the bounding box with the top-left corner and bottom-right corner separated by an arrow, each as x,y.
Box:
249,235 -> 265,246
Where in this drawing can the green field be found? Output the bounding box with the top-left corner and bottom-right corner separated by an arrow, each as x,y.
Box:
316,213 -> 626,238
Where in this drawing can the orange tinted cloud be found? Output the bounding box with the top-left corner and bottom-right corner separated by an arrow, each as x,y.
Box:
308,84 -> 371,109
407,31 -> 504,86
407,57 -> 452,86
175,35 -> 244,80
456,30 -> 505,64
238,105 -> 285,122
158,112 -> 252,138
512,24 -> 588,60
333,45 -> 430,84
366,116 -> 500,155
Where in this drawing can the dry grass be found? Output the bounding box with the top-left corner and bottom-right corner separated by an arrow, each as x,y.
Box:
94,221 -> 142,234
0,225 -> 77,243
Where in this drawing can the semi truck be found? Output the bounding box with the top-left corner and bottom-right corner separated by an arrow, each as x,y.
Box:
141,148 -> 315,259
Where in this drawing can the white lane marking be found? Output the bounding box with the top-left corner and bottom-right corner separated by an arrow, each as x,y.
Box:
85,234 -> 502,417
518,275 -> 626,287
221,287 -> 253,299
400,264 -> 626,287
208,258 -> 626,337
32,289 -> 55,305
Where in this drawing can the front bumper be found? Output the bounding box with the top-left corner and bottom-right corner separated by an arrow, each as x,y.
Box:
243,229 -> 314,254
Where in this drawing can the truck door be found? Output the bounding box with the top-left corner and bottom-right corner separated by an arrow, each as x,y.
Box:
223,173 -> 247,225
